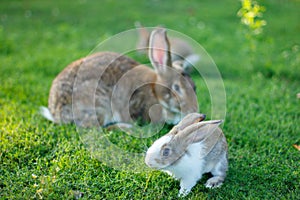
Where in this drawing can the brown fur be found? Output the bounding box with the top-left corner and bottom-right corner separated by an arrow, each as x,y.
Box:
45,29 -> 198,127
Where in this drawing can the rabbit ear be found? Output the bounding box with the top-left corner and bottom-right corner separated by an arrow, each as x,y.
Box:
149,28 -> 172,72
176,120 -> 223,144
177,113 -> 206,130
135,22 -> 150,52
169,113 -> 206,136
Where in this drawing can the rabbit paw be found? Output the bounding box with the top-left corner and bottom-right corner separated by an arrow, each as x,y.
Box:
178,188 -> 190,197
205,176 -> 224,188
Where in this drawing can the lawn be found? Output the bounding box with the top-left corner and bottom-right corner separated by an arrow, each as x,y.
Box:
0,0 -> 299,199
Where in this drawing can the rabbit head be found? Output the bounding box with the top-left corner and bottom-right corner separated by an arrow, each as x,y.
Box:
145,113 -> 222,169
148,29 -> 198,124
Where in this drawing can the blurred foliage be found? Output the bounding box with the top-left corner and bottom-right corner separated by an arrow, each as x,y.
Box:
237,0 -> 267,36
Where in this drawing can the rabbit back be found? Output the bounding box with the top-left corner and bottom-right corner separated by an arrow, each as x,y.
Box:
48,52 -> 160,126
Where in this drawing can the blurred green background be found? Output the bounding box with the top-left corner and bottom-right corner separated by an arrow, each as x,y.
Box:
0,0 -> 299,199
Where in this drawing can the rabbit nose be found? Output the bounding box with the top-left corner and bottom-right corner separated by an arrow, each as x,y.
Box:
145,154 -> 158,168
145,155 -> 151,166
199,114 -> 206,121
146,162 -> 153,167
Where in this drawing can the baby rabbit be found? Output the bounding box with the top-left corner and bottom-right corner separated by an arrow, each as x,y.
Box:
135,22 -> 200,74
41,28 -> 198,127
145,113 -> 228,197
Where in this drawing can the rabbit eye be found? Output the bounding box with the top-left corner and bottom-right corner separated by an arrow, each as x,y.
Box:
172,83 -> 180,93
162,148 -> 171,156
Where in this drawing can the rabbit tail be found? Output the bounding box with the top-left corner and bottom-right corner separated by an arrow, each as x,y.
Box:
39,106 -> 54,122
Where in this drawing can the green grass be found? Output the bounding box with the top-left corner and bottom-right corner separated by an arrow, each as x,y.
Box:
0,0 -> 299,199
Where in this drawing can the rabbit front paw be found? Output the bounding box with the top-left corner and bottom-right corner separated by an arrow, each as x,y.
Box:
178,179 -> 196,197
178,187 -> 191,197
205,176 -> 224,188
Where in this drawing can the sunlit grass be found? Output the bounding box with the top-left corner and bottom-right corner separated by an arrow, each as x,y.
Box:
0,0 -> 299,199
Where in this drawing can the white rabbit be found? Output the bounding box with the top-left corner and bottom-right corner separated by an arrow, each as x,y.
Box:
135,22 -> 200,74
145,113 -> 228,197
40,28 -> 198,127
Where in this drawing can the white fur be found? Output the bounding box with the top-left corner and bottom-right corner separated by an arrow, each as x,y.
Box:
39,106 -> 54,122
145,135 -> 172,169
147,139 -> 226,197
146,140 -> 210,195
163,142 -> 207,196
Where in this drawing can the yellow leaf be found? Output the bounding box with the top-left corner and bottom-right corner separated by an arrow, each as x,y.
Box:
293,144 -> 300,151
243,0 -> 252,10
32,174 -> 38,179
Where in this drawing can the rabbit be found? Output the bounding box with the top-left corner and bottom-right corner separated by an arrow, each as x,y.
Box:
145,113 -> 228,197
135,22 -> 200,74
40,28 -> 198,128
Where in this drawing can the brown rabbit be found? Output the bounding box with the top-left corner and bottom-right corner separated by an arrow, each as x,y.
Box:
40,29 -> 198,127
